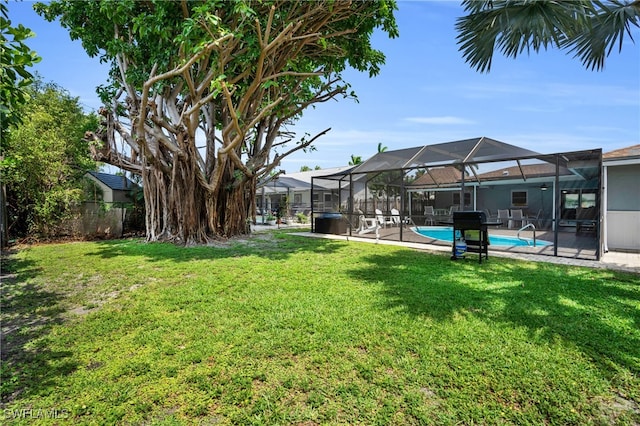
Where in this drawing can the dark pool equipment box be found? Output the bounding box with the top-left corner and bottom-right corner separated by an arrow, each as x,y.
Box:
314,213 -> 346,235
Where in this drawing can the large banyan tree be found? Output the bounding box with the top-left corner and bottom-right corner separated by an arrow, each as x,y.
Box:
36,0 -> 398,244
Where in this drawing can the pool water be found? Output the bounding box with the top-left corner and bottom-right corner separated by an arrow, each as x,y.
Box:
412,226 -> 552,247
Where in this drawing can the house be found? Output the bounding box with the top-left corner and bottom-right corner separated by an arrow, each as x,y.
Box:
603,145 -> 640,251
74,171 -> 142,237
85,171 -> 139,203
256,166 -> 354,216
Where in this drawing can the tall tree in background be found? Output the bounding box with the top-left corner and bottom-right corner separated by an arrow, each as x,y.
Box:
1,79 -> 99,238
348,154 -> 362,166
0,0 -> 41,246
36,0 -> 398,244
456,0 -> 639,72
0,1 -> 40,132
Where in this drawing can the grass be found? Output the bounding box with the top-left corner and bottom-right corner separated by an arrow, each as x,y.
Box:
1,230 -> 639,425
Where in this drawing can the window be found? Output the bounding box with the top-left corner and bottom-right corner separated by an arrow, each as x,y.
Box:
581,192 -> 596,208
294,194 -> 302,204
511,190 -> 528,207
563,192 -> 579,209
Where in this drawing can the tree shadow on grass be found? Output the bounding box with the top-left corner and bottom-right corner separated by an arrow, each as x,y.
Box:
84,231 -> 347,263
1,252 -> 79,404
350,249 -> 640,377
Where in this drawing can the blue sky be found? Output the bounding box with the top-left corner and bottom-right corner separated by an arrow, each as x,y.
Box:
9,1 -> 640,173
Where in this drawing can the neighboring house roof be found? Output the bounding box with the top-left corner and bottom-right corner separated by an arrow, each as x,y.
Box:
260,176 -> 312,193
282,166 -> 354,184
257,166 -> 354,192
603,144 -> 640,161
407,163 -> 574,188
474,163 -> 572,181
87,171 -> 137,191
410,166 -> 462,187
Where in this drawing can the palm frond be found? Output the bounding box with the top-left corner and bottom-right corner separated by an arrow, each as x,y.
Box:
563,0 -> 640,70
456,0 -> 596,72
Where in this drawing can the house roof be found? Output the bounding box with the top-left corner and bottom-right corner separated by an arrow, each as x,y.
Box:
281,166 -> 354,184
87,171 -> 137,191
603,144 -> 640,160
474,163 -> 572,181
407,163 -> 576,189
258,175 -> 315,194
257,166 -> 354,192
409,166 -> 462,187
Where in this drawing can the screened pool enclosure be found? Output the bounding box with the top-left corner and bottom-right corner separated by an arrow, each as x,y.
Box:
311,137 -> 603,260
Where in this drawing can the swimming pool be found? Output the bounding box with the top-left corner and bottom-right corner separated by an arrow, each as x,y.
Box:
412,226 -> 552,247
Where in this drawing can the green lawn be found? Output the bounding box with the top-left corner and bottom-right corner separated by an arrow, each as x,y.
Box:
1,231 -> 639,425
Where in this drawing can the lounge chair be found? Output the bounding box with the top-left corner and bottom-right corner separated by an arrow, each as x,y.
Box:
390,208 -> 402,227
357,214 -> 379,235
375,209 -> 394,228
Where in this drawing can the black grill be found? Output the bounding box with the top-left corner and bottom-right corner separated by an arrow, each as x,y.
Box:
452,211 -> 487,228
452,211 -> 490,263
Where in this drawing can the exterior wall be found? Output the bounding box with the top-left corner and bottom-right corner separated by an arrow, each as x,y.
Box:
607,165 -> 640,211
292,190 -> 312,213
94,180 -> 114,203
606,211 -> 640,251
111,190 -> 132,203
477,186 -> 547,216
607,164 -> 640,251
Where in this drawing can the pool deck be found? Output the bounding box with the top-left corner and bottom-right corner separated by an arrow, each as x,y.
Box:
251,223 -> 640,274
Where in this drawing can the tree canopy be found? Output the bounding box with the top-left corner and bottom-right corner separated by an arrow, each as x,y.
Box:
456,0 -> 640,72
348,154 -> 362,166
0,1 -> 41,133
36,0 -> 398,243
1,78 -> 99,238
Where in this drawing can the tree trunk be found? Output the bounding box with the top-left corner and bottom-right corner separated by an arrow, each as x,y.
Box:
0,183 -> 8,248
142,153 -> 253,244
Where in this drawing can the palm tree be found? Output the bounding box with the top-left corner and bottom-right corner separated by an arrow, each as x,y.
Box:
349,154 -> 363,166
377,142 -> 388,153
456,0 -> 639,72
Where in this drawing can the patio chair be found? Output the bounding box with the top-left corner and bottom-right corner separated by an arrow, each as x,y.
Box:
497,209 -> 510,227
527,209 -> 543,228
424,206 -> 435,225
576,207 -> 597,234
375,209 -> 394,228
390,208 -> 402,227
484,209 -> 497,222
357,214 -> 379,235
446,205 -> 459,222
509,209 -> 525,229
